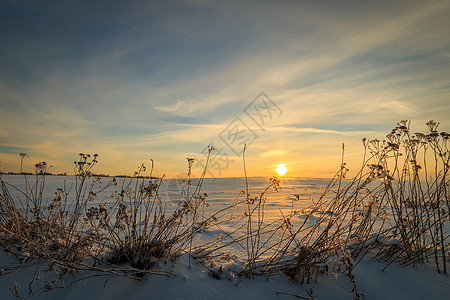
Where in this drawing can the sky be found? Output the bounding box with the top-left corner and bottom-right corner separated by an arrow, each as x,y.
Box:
0,0 -> 449,178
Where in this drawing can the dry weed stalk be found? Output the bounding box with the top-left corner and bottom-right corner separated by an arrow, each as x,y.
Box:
194,121 -> 448,287
0,149 -> 217,295
0,121 -> 448,298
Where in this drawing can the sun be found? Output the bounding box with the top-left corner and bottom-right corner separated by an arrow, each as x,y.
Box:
276,164 -> 287,176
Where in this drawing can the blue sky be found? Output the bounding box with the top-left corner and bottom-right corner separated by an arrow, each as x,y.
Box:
1,0 -> 449,177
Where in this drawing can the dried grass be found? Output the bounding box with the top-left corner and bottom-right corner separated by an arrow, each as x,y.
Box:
0,120 -> 448,298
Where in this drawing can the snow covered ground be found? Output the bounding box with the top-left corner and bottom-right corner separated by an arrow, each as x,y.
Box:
0,175 -> 449,299
1,252 -> 448,300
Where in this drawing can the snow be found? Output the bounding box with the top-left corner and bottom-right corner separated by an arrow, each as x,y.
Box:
1,253 -> 448,299
0,175 -> 449,299
354,258 -> 450,300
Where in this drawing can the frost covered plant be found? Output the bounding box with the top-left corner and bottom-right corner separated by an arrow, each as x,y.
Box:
74,153 -> 98,179
368,120 -> 449,274
0,154 -> 135,296
34,161 -> 51,175
283,245 -> 328,285
0,121 -> 448,298
256,120 -> 449,285
105,148 -> 216,272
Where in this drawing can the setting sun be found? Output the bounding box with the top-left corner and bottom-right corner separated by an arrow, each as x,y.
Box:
275,164 -> 287,176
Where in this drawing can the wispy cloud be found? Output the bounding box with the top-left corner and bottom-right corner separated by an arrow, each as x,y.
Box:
267,126 -> 379,137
